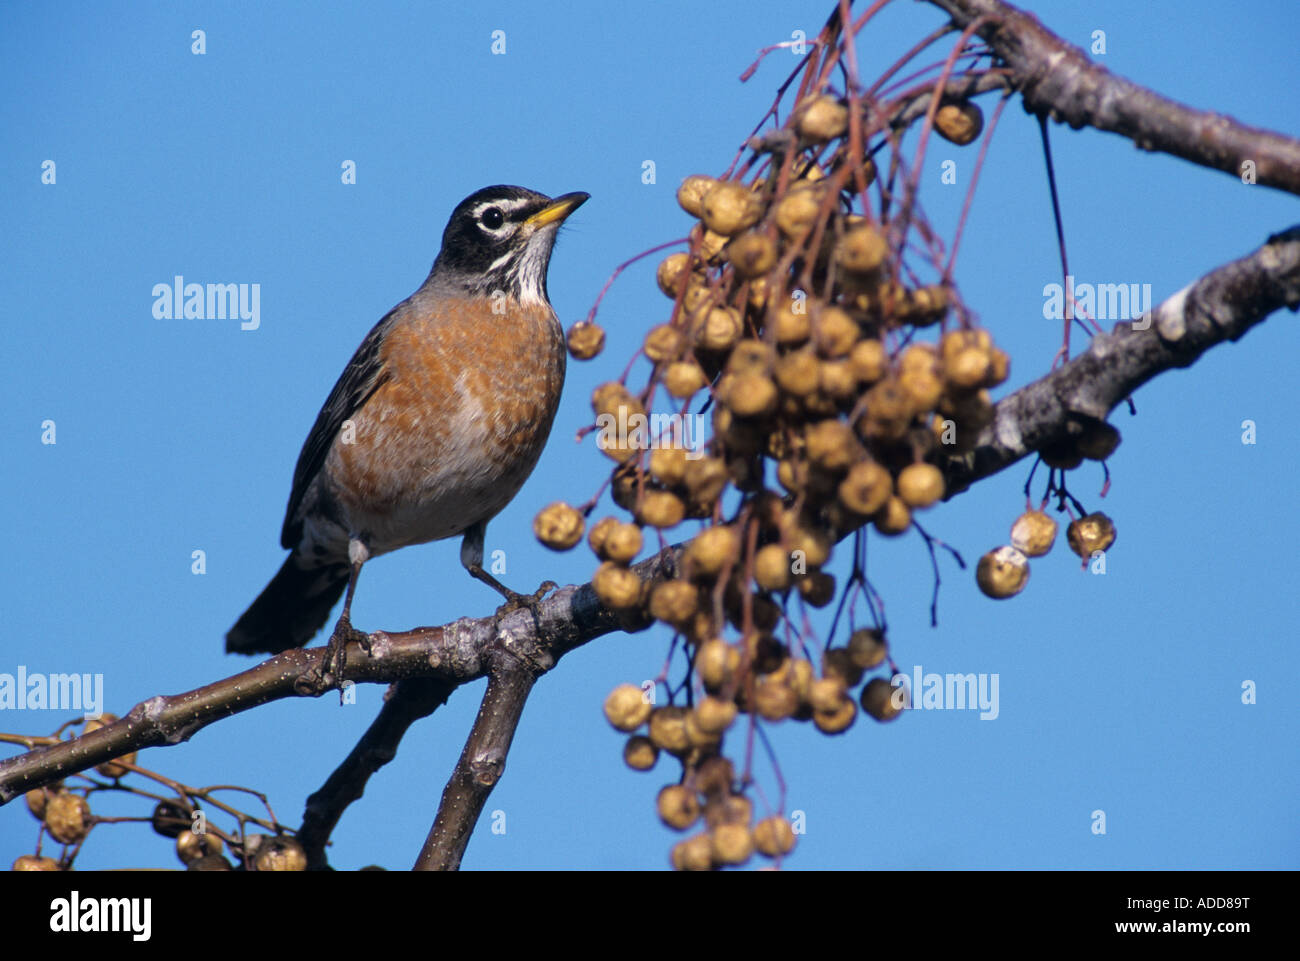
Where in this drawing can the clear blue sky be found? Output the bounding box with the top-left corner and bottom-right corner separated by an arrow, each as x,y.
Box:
2,0 -> 1296,871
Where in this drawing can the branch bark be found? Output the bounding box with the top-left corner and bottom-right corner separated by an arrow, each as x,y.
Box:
922,0 -> 1300,197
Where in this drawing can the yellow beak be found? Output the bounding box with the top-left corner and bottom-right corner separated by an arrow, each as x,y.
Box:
526,191 -> 590,228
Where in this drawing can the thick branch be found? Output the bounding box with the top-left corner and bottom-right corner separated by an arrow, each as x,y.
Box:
940,225 -> 1300,494
413,661 -> 537,871
923,0 -> 1300,196
298,676 -> 455,870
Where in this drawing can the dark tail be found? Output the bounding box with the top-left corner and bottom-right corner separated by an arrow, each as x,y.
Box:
226,556 -> 348,655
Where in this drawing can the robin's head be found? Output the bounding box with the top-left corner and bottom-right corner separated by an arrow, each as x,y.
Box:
429,185 -> 589,306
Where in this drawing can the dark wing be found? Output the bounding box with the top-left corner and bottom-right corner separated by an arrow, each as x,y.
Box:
279,308 -> 398,549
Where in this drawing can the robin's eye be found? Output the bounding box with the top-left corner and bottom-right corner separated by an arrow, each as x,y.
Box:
481,207 -> 505,230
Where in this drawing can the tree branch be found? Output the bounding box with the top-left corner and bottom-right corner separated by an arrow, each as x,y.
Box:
299,677 -> 456,870
940,225 -> 1300,495
922,0 -> 1300,197
413,661 -> 536,871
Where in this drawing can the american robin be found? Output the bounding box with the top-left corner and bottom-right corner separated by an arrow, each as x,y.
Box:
226,185 -> 589,664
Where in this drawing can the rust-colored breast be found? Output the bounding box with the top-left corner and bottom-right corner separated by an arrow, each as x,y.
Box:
324,291 -> 566,555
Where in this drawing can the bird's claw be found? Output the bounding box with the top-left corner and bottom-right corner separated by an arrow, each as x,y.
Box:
492,580 -> 558,624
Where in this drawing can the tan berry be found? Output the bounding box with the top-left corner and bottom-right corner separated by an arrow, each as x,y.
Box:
726,229 -> 778,279
683,456 -> 729,506
706,793 -> 754,828
701,181 -> 763,236
908,284 -> 950,324
753,543 -> 793,591
695,639 -> 740,690
946,347 -> 990,389
774,183 -> 826,237
637,490 -> 686,529
753,816 -> 797,857
808,676 -> 848,713
623,735 -> 659,771
663,360 -> 708,398
814,356 -> 850,395
782,517 -> 832,567
873,496 -> 912,536
648,706 -> 692,755
726,372 -> 779,418
1010,509 -> 1057,557
684,711 -> 723,749
795,93 -> 848,142
976,545 -> 1031,599
44,793 -> 91,844
25,783 -> 61,820
671,833 -> 715,871
861,677 -> 907,721
603,522 -> 643,564
176,829 -> 222,865
805,419 -> 857,472
677,175 -> 717,218
643,323 -> 686,363
754,677 -> 800,721
591,381 -> 642,420
935,102 -> 984,145
836,224 -> 888,273
656,251 -> 692,297
657,784 -> 702,831
822,648 -> 865,687
899,366 -> 945,413
849,338 -> 888,383
593,561 -> 643,610
838,459 -> 893,516
566,320 -> 605,360
650,446 -> 688,487
774,348 -> 820,397
253,837 -> 307,872
813,696 -> 857,734
533,502 -> 585,551
695,305 -> 744,352
710,823 -> 755,865
727,339 -> 774,374
13,855 -> 61,871
686,525 -> 739,578
604,683 -> 652,732
694,695 -> 738,735
897,463 -> 945,508
798,570 -> 836,607
847,627 -> 888,670
813,306 -> 860,358
650,579 -> 699,627
1067,513 -> 1117,558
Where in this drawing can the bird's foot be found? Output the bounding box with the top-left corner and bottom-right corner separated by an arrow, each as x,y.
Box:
491,580 -> 558,626
300,612 -> 372,699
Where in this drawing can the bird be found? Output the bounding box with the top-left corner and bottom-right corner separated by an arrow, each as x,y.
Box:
226,185 -> 589,668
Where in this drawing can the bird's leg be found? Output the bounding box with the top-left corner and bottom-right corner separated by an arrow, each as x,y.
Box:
320,538 -> 373,686
460,522 -> 557,622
